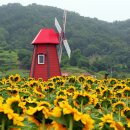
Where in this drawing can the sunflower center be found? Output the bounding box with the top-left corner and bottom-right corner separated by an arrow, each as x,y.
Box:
79,77 -> 85,83
101,99 -> 111,108
58,91 -> 65,96
34,110 -> 43,123
11,101 -> 23,115
76,95 -> 90,105
124,110 -> 130,118
124,90 -> 130,96
102,123 -> 115,130
103,90 -> 111,97
115,104 -> 124,111
14,77 -> 19,82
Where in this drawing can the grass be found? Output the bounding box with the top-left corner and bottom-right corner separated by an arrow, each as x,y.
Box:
61,66 -> 88,75
1,66 -> 130,79
0,69 -> 29,78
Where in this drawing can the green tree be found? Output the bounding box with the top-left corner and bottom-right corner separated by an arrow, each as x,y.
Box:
17,49 -> 32,69
70,49 -> 82,66
0,50 -> 18,72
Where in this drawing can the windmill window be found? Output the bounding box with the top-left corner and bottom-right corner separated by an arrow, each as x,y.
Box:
38,54 -> 45,64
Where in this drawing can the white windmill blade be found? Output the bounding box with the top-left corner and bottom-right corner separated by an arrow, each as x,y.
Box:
63,10 -> 67,33
55,17 -> 62,34
63,39 -> 71,58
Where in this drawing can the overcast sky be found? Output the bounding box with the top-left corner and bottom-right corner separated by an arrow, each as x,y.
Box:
0,0 -> 130,22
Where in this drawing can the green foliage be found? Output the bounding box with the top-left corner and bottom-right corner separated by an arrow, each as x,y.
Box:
17,49 -> 32,69
70,49 -> 82,66
0,50 -> 18,72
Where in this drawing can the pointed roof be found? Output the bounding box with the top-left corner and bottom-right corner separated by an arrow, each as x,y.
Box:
32,28 -> 60,44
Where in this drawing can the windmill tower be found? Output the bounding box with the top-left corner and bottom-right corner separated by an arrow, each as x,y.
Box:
29,11 -> 71,81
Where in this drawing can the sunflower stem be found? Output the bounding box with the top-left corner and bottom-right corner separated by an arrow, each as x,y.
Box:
127,93 -> 128,106
41,117 -> 46,130
81,99 -> 83,113
119,108 -> 121,122
1,118 -> 5,130
69,116 -> 73,130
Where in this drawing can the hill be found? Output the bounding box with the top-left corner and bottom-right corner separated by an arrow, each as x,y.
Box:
0,3 -> 130,78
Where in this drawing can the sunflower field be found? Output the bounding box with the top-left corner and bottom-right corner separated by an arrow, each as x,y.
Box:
0,74 -> 130,130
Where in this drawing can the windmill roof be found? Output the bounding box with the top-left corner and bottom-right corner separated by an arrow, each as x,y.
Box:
32,28 -> 60,44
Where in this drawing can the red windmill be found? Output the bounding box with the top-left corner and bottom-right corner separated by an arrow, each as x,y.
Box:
30,11 -> 71,81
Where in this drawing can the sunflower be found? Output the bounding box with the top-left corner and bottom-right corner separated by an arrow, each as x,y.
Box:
27,107 -> 43,126
126,78 -> 130,82
122,86 -> 130,97
33,86 -> 45,98
21,82 -> 30,88
113,101 -> 126,112
6,109 -> 24,126
126,118 -> 130,128
114,91 -> 123,98
122,107 -> 130,119
50,121 -> 67,130
38,78 -> 43,82
24,97 -> 37,109
73,91 -> 92,108
0,102 -> 6,114
9,74 -> 21,83
47,81 -> 55,87
68,76 -> 77,84
59,101 -> 82,121
12,113 -> 24,126
27,105 -> 51,126
6,96 -> 26,115
82,83 -> 91,92
59,101 -> 75,115
91,94 -> 98,106
101,89 -> 113,98
77,75 -> 86,84
54,95 -> 68,107
7,87 -> 19,97
101,79 -> 108,84
0,96 -> 4,103
39,119 -> 54,130
55,79 -> 66,87
29,80 -> 38,87
86,76 -> 95,85
28,77 -> 35,81
20,88 -> 32,100
113,83 -> 124,92
1,104 -> 24,128
126,80 -> 130,87
14,74 -> 21,82
101,99 -> 111,109
37,101 -> 51,109
59,101 -> 95,130
1,77 -> 7,84
44,81 -> 55,92
8,75 -> 15,82
48,76 -> 61,83
56,89 -> 67,96
81,114 -> 95,130
99,113 -> 124,130
95,86 -> 102,94
66,85 -> 76,95
109,78 -> 118,85
50,107 -> 61,118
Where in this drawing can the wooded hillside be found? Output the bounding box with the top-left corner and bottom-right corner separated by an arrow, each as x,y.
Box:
0,3 -> 130,77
